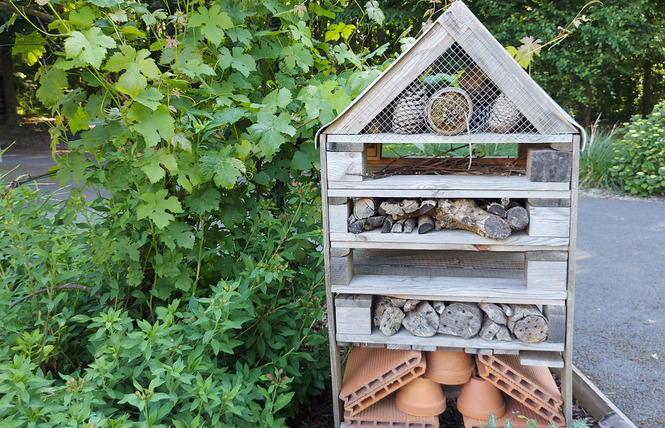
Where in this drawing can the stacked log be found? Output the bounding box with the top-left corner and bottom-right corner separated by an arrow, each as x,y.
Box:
372,296 -> 549,344
347,197 -> 529,239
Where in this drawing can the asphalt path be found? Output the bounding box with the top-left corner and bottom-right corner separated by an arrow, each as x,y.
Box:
2,147 -> 663,425
574,197 -> 665,427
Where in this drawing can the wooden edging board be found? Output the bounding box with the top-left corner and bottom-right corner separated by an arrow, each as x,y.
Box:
552,365 -> 637,427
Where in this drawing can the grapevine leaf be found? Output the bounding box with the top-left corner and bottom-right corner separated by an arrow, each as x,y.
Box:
247,111 -> 296,160
36,67 -> 68,106
365,1 -> 385,26
105,46 -> 160,96
297,80 -> 351,124
69,6 -> 95,29
171,133 -> 192,152
12,32 -> 46,65
128,104 -> 175,147
159,222 -> 194,250
136,148 -> 178,183
137,189 -> 183,229
87,0 -> 124,6
181,58 -> 215,78
291,144 -> 319,171
56,151 -> 93,186
325,23 -> 355,42
212,107 -> 249,126
218,47 -> 256,77
184,187 -> 221,215
135,87 -> 164,111
65,28 -> 116,69
200,150 -> 246,189
188,4 -> 234,46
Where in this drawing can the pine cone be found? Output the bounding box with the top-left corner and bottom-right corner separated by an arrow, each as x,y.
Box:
487,94 -> 522,133
392,82 -> 428,134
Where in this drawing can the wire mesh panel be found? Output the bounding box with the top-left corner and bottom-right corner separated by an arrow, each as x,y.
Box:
360,43 -> 547,142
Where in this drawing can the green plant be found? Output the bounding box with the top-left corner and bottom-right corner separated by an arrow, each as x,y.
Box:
611,100 -> 665,196
579,125 -> 621,191
480,411 -> 589,428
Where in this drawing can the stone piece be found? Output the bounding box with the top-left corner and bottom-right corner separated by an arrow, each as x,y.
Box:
479,319 -> 501,341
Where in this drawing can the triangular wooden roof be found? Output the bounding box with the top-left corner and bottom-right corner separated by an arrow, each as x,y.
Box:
320,0 -> 582,139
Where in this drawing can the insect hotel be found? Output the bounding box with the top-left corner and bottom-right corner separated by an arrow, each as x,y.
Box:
318,2 -> 584,427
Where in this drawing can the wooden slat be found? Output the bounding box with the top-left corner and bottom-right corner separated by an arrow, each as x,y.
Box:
335,295 -> 372,336
441,2 -> 576,135
330,229 -> 569,252
527,205 -> 571,238
526,261 -> 568,290
337,329 -> 565,352
519,351 -> 564,368
330,254 -> 353,286
325,26 -> 455,135
331,276 -> 566,305
328,188 -> 571,199
326,151 -> 365,182
326,133 -> 574,145
543,304 -> 567,344
327,174 -> 569,191
328,202 -> 350,234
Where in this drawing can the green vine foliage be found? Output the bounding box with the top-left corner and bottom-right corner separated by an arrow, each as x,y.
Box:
611,101 -> 665,196
2,0 -> 391,425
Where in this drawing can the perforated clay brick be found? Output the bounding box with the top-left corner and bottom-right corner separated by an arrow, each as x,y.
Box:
476,354 -> 564,425
340,347 -> 426,417
344,394 -> 438,428
463,395 -> 565,428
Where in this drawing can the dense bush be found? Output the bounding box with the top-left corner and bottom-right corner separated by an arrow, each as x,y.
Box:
611,101 -> 665,196
2,0 -> 390,424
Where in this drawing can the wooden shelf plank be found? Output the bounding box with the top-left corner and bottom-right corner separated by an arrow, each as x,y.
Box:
330,230 -> 569,251
326,133 -> 574,145
331,278 -> 566,304
336,328 -> 565,352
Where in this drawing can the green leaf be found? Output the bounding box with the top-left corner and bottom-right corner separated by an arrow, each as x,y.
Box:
12,32 -> 46,65
36,67 -> 68,106
56,151 -> 93,186
137,189 -> 183,229
87,0 -> 124,6
171,133 -> 192,152
136,148 -> 178,183
188,4 -> 234,46
256,88 -> 292,114
128,104 -> 175,147
184,187 -> 221,215
200,151 -> 246,189
159,222 -> 194,250
325,22 -> 355,42
273,392 -> 295,412
213,107 -> 249,126
64,28 -> 116,69
248,112 -> 296,160
181,58 -> 215,79
365,1 -> 385,26
297,80 -> 351,124
218,47 -> 256,78
291,144 -> 319,171
105,46 -> 160,97
135,87 -> 164,111
281,43 -> 313,73
69,6 -> 95,29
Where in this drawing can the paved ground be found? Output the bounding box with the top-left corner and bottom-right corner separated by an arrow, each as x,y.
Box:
2,127 -> 663,425
574,197 -> 665,427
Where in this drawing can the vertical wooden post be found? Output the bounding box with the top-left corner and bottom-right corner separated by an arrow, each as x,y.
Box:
562,133 -> 582,423
320,133 -> 343,427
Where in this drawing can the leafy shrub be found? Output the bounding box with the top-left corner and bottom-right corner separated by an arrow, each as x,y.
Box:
611,101 -> 665,196
579,127 -> 621,191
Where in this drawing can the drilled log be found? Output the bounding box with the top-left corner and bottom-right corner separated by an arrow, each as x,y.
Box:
434,199 -> 511,240
508,304 -> 549,344
486,202 -> 506,218
390,219 -> 405,233
402,302 -> 439,337
438,302 -> 483,339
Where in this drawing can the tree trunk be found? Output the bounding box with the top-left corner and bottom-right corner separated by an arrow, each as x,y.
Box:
434,199 -> 511,239
1,46 -> 18,126
642,56 -> 654,117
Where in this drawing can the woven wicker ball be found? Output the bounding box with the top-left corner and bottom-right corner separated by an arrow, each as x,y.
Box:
487,94 -> 522,133
426,88 -> 473,136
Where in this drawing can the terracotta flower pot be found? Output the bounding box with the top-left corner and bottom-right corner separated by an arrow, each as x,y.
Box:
395,377 -> 447,417
456,375 -> 506,420
424,350 -> 475,385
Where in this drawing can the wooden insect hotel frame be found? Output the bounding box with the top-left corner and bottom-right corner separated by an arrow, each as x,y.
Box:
317,1 -> 584,426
